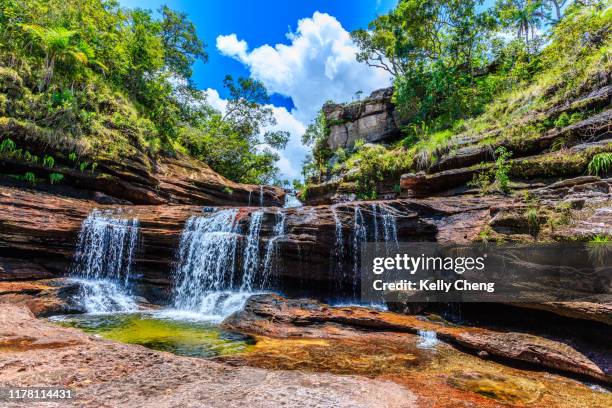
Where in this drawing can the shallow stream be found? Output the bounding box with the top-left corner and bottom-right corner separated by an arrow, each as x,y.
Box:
52,312 -> 254,358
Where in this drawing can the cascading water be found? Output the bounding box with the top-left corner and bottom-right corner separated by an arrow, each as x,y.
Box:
378,204 -> 399,252
172,209 -> 277,321
330,203 -> 399,298
240,211 -> 264,291
71,210 -> 139,313
173,209 -> 242,317
259,185 -> 264,207
261,211 -> 286,287
416,330 -> 439,349
284,192 -> 303,208
331,207 -> 346,287
352,206 -> 368,293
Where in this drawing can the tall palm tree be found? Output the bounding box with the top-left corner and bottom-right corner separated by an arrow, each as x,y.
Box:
513,1 -> 545,51
497,0 -> 546,53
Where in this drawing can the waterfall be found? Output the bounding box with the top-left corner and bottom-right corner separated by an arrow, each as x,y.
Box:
371,204 -> 380,244
173,209 -> 273,320
284,192 -> 303,208
262,211 -> 286,287
331,207 -> 346,287
259,185 -> 264,207
329,204 -> 399,298
379,204 -> 399,253
352,207 -> 368,294
240,211 -> 264,291
71,210 -> 139,313
417,330 -> 439,349
173,209 -> 241,312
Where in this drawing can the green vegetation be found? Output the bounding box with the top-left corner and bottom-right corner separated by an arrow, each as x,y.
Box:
0,0 -> 287,185
587,153 -> 612,176
42,155 -> 54,168
0,138 -> 16,154
301,109 -> 333,184
48,172 -> 63,184
525,207 -> 540,235
301,1 -> 610,197
494,147 -> 512,193
588,234 -> 611,266
590,234 -> 610,243
23,171 -> 36,184
468,147 -> 513,194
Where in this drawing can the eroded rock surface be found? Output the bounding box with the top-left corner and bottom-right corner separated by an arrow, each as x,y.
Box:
0,303 -> 418,408
223,294 -> 611,384
324,87 -> 406,150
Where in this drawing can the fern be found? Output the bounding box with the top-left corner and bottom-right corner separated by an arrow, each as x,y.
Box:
0,138 -> 16,154
49,172 -> 64,184
43,155 -> 55,168
588,153 -> 612,176
23,172 -> 36,184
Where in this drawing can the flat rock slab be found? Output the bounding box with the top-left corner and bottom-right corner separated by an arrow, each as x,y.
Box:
0,304 -> 417,408
223,294 -> 610,384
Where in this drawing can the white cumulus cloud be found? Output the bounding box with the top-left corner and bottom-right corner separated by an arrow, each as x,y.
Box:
214,11 -> 391,180
217,11 -> 391,122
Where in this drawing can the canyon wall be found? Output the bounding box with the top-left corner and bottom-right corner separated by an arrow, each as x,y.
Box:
324,87 -> 406,150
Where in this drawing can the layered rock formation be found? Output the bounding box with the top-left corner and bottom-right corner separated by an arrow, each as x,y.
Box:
324,87 -> 405,150
305,77 -> 611,205
223,295 -> 611,384
0,186 -> 500,299
0,118 -> 284,206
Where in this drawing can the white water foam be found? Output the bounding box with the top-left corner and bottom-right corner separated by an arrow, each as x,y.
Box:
284,192 -> 303,208
416,329 -> 439,349
241,211 -> 264,291
159,291 -> 255,323
173,209 -> 274,320
71,210 -> 139,313
72,278 -> 137,314
262,212 -> 286,287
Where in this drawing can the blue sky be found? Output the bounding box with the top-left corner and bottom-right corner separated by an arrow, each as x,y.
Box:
120,0 -> 397,106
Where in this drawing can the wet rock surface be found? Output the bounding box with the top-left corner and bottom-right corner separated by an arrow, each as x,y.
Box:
0,304 -> 418,408
223,294 -> 611,384
220,294 -> 612,407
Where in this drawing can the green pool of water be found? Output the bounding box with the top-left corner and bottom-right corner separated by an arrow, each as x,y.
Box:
53,312 -> 255,358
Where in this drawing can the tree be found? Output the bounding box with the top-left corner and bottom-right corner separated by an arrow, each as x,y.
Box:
182,76 -> 289,184
301,109 -> 332,183
494,0 -> 547,52
159,6 -> 207,79
20,24 -> 105,89
352,0 -> 495,129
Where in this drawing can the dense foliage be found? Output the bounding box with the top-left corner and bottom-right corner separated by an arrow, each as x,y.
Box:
301,0 -> 610,198
0,0 -> 287,184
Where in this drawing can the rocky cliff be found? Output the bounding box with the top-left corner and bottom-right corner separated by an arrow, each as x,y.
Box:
306,76 -> 611,205
0,122 -> 285,207
324,87 -> 405,150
